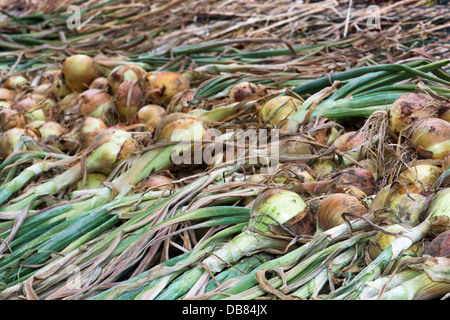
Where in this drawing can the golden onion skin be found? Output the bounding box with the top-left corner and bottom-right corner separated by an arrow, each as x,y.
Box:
317,193 -> 367,231
259,95 -> 301,129
114,80 -> 146,121
62,54 -> 100,92
333,131 -> 364,152
388,93 -> 437,139
107,64 -> 146,94
229,81 -> 259,103
409,117 -> 450,160
137,104 -> 166,132
146,72 -> 190,106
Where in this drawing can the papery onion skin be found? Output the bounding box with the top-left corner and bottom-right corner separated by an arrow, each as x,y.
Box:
424,230 -> 450,257
140,174 -> 173,191
79,89 -> 115,126
386,193 -> 427,227
0,127 -> 27,159
438,102 -> 450,122
333,167 -> 377,196
137,104 -> 166,132
0,108 -> 25,131
14,96 -> 46,123
0,88 -> 15,102
4,75 -> 28,90
317,193 -> 367,231
259,95 -> 302,129
333,131 -> 364,152
115,80 -> 146,121
62,54 -> 100,92
388,93 -> 437,139
107,64 -> 146,94
167,91 -> 194,113
409,117 -> 450,160
79,117 -> 108,150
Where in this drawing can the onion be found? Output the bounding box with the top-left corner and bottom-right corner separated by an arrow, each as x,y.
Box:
0,108 -> 25,131
14,96 -> 46,123
62,54 -> 100,92
277,136 -> 314,161
107,64 -> 146,94
140,174 -> 173,190
89,77 -> 109,91
396,163 -> 442,193
386,192 -> 428,227
358,158 -> 380,181
317,193 -> 367,231
137,104 -> 166,131
438,102 -> 449,122
408,117 -> 450,160
424,230 -> 450,257
388,92 -> 438,139
145,71 -> 190,106
305,117 -> 340,148
0,88 -> 15,102
311,158 -> 336,178
332,167 -> 377,196
79,88 -> 115,126
38,121 -> 65,140
114,80 -> 146,121
167,90 -> 194,113
259,95 -> 302,130
0,127 -> 27,158
443,152 -> 450,171
4,75 -> 28,90
367,223 -> 422,261
333,131 -> 364,152
229,81 -> 259,103
369,184 -> 391,211
79,117 -> 108,150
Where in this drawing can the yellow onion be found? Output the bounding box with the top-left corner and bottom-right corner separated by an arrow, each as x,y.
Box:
0,108 -> 25,131
396,163 -> 442,193
311,158 -> 336,178
59,92 -> 80,113
29,93 -> 56,115
89,77 -> 109,91
368,223 -> 422,261
140,174 -> 173,191
4,75 -> 28,90
14,96 -> 46,123
369,184 -> 391,211
79,88 -> 115,126
333,131 -> 364,152
229,81 -> 259,103
137,104 -> 166,131
317,193 -> 367,231
38,121 -> 65,140
408,117 -> 450,160
277,136 -> 314,161
358,158 -> 380,181
332,167 -> 377,196
167,90 -> 194,113
0,127 -> 27,158
386,193 -> 428,227
145,71 -> 190,106
115,80 -> 146,121
76,173 -> 108,191
87,129 -> 138,174
304,117 -> 340,149
425,230 -> 450,257
107,64 -> 146,94
32,83 -> 53,97
438,102 -> 449,122
388,93 -> 438,139
259,95 -> 302,130
62,54 -> 100,92
79,117 -> 108,150
0,88 -> 15,102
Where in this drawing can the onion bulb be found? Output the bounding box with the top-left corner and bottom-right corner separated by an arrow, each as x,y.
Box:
0,88 -> 15,102
425,230 -> 450,257
388,93 -> 437,139
38,121 -> 65,140
229,81 -> 259,103
0,108 -> 25,131
77,117 -> 108,150
14,96 -> 46,123
62,54 -> 100,92
46,69 -> 72,99
0,127 -> 27,158
443,153 -> 450,171
79,89 -> 115,126
4,75 -> 28,90
145,71 -> 190,106
304,117 -> 340,148
396,163 -> 442,193
140,174 -> 173,191
311,158 -> 336,178
89,77 -> 109,91
317,193 -> 367,231
438,102 -> 449,122
259,95 -> 302,130
367,223 -> 422,261
408,117 -> 450,160
137,104 -> 166,131
114,80 -> 146,121
107,64 -> 146,94
332,167 -> 377,196
386,192 -> 428,227
333,131 -> 364,152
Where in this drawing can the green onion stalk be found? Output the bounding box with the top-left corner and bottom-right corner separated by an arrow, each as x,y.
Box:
126,188 -> 315,300
325,188 -> 450,300
0,129 -> 138,212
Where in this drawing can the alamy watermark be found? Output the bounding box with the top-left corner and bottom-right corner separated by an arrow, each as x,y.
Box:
66,5 -> 81,30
